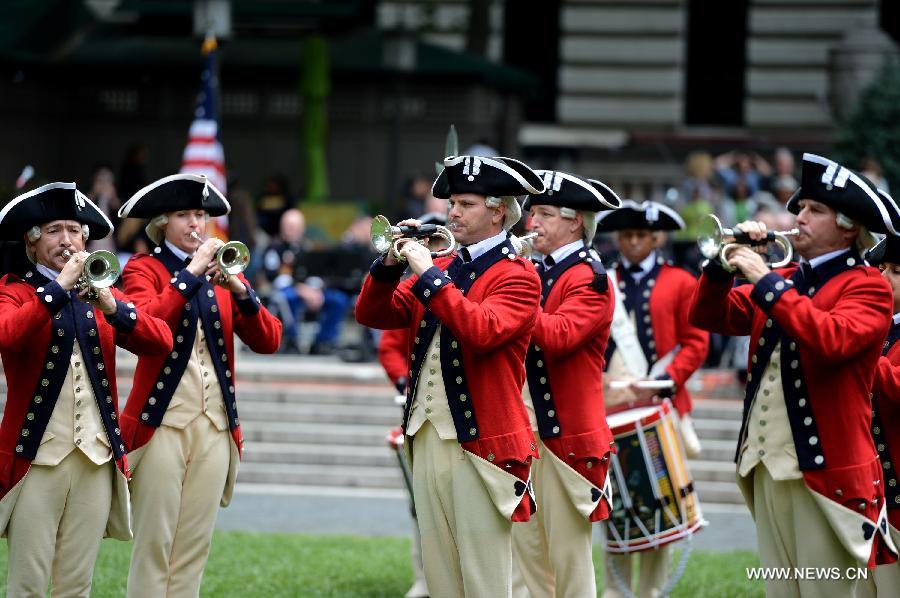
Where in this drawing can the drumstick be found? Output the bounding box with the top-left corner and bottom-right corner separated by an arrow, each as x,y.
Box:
608,379 -> 675,390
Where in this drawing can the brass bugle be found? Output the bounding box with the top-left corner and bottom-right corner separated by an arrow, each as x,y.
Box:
370,215 -> 456,262
697,215 -> 799,271
190,232 -> 250,276
62,249 -> 120,298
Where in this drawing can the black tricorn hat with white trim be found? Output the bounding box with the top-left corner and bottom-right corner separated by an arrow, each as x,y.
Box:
524,170 -> 621,212
0,182 -> 113,241
118,173 -> 230,219
864,235 -> 900,266
595,200 -> 685,232
786,153 -> 900,235
431,155 -> 545,200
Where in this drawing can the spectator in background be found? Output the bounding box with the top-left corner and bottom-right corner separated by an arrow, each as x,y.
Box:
85,165 -> 121,254
718,177 -> 757,226
262,209 -> 350,355
257,174 -> 293,236
772,147 -> 796,179
118,143 -> 148,203
770,173 -> 799,206
714,149 -> 772,198
860,156 -> 891,192
675,151 -> 717,243
117,143 -> 151,255
397,174 -> 432,222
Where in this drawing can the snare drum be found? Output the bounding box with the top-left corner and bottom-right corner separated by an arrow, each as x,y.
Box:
603,399 -> 703,553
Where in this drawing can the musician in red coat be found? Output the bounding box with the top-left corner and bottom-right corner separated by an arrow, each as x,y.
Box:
862,234 -> 900,591
598,200 -> 709,455
595,200 -> 709,597
376,210 -> 450,598
690,153 -> 899,596
0,183 -> 173,596
357,155 -> 545,597
117,174 -> 282,597
509,170 -> 621,598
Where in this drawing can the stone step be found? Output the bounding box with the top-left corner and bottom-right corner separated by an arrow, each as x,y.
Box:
687,459 -> 738,483
693,417 -> 741,441
243,441 -> 399,468
690,400 -> 742,421
237,462 -> 404,489
694,480 -> 745,506
689,438 -> 738,463
241,422 -> 389,446
239,401 -> 400,426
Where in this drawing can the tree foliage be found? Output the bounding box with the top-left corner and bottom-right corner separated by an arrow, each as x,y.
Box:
836,55 -> 900,192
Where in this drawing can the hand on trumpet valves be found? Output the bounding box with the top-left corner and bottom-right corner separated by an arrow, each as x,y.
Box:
381,219 -> 423,267
726,245 -> 771,283
398,237 -> 434,276
57,250 -> 90,291
186,236 -> 224,278
734,220 -> 770,243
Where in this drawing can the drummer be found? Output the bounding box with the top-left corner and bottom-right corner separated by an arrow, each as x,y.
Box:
690,153 -> 898,595
595,200 -> 709,598
511,170 -> 620,598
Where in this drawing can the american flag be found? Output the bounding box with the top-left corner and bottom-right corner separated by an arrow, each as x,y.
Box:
180,34 -> 227,195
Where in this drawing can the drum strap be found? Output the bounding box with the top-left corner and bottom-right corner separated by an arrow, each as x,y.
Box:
608,268 -> 648,377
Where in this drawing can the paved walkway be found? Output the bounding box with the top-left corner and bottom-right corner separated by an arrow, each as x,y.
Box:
217,486 -> 758,552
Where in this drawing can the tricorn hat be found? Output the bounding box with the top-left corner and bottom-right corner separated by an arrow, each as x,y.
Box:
119,173 -> 230,220
0,182 -> 112,241
786,153 -> 900,235
524,170 -> 621,212
595,200 -> 685,232
865,235 -> 900,266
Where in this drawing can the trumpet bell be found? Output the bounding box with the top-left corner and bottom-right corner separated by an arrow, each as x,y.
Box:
218,241 -> 250,276
510,232 -> 538,258
83,250 -> 120,290
696,214 -> 798,271
370,215 -> 394,255
369,214 -> 456,262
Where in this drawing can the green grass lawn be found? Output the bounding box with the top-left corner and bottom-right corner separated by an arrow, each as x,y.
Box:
0,532 -> 765,597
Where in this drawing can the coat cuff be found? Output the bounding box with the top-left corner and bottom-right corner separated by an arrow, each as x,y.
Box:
35,281 -> 71,315
750,271 -> 793,312
169,269 -> 204,299
368,256 -> 407,283
103,299 -> 138,333
411,266 -> 450,306
234,283 -> 262,316
701,258 -> 735,283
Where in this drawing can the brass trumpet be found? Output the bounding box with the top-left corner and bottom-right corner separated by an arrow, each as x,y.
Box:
190,232 -> 250,276
370,215 -> 456,262
697,215 -> 799,271
62,249 -> 120,299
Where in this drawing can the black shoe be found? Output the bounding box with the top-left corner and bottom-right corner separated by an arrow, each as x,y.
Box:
309,341 -> 336,355
280,339 -> 302,354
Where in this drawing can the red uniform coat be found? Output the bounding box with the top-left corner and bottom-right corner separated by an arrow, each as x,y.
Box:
356,246 -> 541,521
608,260 -> 709,414
690,255 -> 896,566
528,253 -> 614,521
872,321 -> 900,530
0,271 -> 173,502
119,250 -> 281,457
378,328 -> 409,388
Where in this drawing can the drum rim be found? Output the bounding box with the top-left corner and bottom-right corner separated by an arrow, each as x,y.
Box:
607,399 -> 673,435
